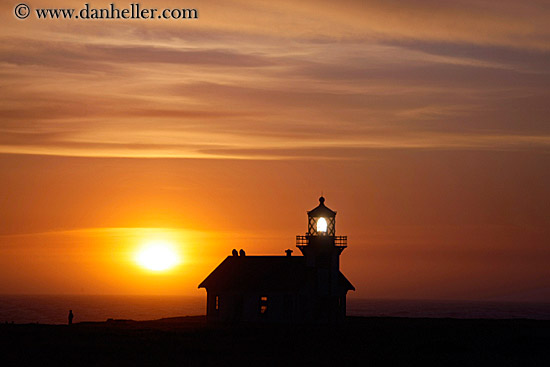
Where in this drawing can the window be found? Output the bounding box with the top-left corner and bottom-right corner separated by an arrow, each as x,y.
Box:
214,295 -> 219,311
259,296 -> 268,315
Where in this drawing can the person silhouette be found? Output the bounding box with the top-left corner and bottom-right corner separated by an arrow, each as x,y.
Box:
68,310 -> 74,325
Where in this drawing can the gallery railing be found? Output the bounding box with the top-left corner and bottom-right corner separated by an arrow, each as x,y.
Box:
296,235 -> 347,248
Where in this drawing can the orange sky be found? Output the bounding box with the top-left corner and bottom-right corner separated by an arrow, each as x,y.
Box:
1,1 -> 549,301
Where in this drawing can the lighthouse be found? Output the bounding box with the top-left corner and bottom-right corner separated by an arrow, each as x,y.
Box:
199,196 -> 354,323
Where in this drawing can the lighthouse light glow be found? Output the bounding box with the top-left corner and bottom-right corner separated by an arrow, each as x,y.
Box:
316,217 -> 328,233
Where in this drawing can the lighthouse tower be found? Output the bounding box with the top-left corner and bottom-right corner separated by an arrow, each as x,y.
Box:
296,196 -> 349,321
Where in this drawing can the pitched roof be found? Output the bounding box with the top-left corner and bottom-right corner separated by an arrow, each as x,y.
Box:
308,196 -> 336,217
198,255 -> 355,292
338,272 -> 355,291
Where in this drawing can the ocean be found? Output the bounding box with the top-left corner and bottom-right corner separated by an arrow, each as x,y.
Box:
0,295 -> 548,324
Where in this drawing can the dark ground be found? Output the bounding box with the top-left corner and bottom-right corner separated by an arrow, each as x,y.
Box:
0,316 -> 548,366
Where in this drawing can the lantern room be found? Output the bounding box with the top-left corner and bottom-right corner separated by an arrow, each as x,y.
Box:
307,196 -> 336,236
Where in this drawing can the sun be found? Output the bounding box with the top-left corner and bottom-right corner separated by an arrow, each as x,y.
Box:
135,240 -> 180,271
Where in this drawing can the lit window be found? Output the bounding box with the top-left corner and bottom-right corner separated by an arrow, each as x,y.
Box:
316,217 -> 327,232
215,295 -> 219,310
259,296 -> 268,315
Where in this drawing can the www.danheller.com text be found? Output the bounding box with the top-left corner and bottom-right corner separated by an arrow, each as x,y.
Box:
14,3 -> 199,20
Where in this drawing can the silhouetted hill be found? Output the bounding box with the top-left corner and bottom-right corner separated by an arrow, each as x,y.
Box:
1,316 -> 548,366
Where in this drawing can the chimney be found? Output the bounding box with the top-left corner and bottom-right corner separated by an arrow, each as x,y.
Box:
239,249 -> 246,256
285,249 -> 293,257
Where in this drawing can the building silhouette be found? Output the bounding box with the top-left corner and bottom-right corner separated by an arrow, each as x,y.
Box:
199,197 -> 355,323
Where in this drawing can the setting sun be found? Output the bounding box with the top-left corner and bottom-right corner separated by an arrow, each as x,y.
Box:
135,240 -> 181,271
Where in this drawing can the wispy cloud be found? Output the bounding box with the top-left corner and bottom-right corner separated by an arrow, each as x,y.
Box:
1,0 -> 549,159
